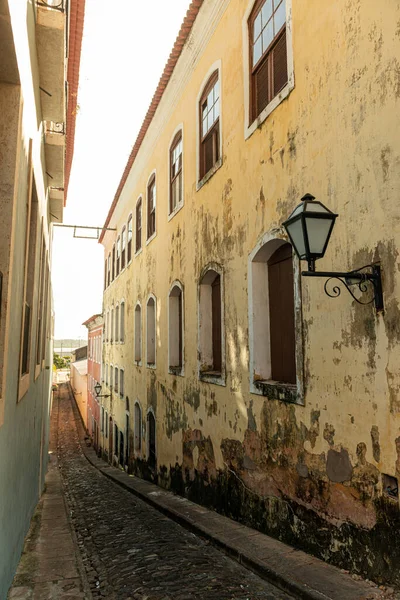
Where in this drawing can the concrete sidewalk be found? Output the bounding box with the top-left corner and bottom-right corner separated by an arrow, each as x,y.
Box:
71,403 -> 393,600
8,395 -> 90,600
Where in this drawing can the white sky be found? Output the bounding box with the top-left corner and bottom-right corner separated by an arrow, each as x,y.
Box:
52,0 -> 190,341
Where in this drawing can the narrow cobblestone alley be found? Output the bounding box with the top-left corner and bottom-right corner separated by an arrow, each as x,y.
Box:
56,384 -> 295,600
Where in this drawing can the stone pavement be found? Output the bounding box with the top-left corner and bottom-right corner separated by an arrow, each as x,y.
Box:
7,389 -> 90,599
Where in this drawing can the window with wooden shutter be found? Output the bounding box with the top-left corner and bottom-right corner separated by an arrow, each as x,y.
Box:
249,0 -> 287,123
121,226 -> 126,269
116,237 -> 120,275
107,253 -> 111,286
147,176 -> 156,239
127,215 -> 132,262
112,244 -> 115,280
136,198 -> 142,252
169,284 -> 183,372
199,72 -> 220,180
199,269 -> 223,379
170,132 -> 183,214
135,302 -> 142,362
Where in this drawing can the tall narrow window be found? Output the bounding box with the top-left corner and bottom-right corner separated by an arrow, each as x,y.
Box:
134,402 -> 142,453
147,175 -> 156,239
105,363 -> 108,386
135,302 -> 142,362
146,296 -> 156,366
250,240 -> 296,387
120,369 -> 124,398
136,197 -> 142,252
199,269 -> 223,376
107,253 -> 111,286
127,215 -> 133,262
110,365 -> 113,390
114,366 -> 119,394
170,132 -> 183,214
116,236 -> 121,275
249,0 -> 287,122
121,227 -> 126,269
104,260 -> 107,289
114,424 -> 119,456
115,305 -> 119,342
106,311 -> 109,342
120,301 -> 125,343
168,284 -> 183,372
111,308 -> 114,343
112,244 -> 115,280
199,72 -> 220,180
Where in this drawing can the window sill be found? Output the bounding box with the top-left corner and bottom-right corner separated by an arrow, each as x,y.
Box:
146,232 -> 157,246
169,366 -> 184,377
199,370 -> 225,386
134,360 -> 142,367
253,379 -> 302,405
146,363 -> 156,370
134,248 -> 142,258
168,202 -> 184,222
245,80 -> 294,140
197,157 -> 223,191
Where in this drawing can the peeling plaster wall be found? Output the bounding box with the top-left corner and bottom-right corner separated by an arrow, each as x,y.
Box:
101,0 -> 400,584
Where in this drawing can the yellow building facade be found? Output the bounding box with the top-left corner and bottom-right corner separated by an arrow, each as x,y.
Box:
100,0 -> 400,583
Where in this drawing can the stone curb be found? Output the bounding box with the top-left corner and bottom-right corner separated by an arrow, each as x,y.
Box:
69,389 -> 382,600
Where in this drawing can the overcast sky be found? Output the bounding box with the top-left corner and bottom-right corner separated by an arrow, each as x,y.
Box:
52,0 -> 190,341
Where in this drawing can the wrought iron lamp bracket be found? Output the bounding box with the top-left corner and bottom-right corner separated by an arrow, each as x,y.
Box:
302,264 -> 384,312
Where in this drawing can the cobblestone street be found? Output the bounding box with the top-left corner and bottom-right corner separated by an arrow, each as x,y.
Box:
57,387 -> 295,599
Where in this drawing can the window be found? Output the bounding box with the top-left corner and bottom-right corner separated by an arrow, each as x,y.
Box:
101,407 -> 104,432
114,366 -> 119,394
105,363 -> 108,386
121,226 -> 126,270
114,424 -> 119,456
147,175 -> 156,239
146,296 -> 156,366
169,283 -> 183,372
111,308 -> 114,343
105,311 -> 109,342
120,301 -> 125,343
136,197 -> 142,252
115,304 -> 119,342
135,302 -> 142,363
120,369 -> 124,398
112,243 -> 115,280
104,260 -> 107,289
199,72 -> 220,180
110,365 -> 113,390
107,253 -> 111,286
105,411 -> 109,438
199,269 -> 223,378
127,215 -> 133,262
249,238 -> 299,400
249,0 -> 287,122
170,132 -> 183,214
134,402 -> 142,453
116,236 -> 121,275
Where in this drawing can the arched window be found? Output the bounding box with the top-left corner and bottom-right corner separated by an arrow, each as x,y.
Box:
169,283 -> 183,373
121,226 -> 126,269
134,402 -> 142,454
110,308 -> 114,343
120,301 -> 125,343
146,296 -> 156,366
135,302 -> 142,363
250,239 -> 296,386
120,368 -> 124,398
199,71 -> 220,180
248,0 -> 287,122
135,197 -> 142,252
127,214 -> 133,262
199,268 -> 223,378
114,366 -> 119,394
147,410 -> 156,468
169,131 -> 183,214
147,174 -> 156,240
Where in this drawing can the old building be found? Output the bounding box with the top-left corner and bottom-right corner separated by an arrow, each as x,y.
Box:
0,0 -> 84,595
83,314 -> 104,449
99,0 -> 400,584
70,345 -> 88,427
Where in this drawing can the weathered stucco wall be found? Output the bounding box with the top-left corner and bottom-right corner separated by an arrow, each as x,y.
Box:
101,0 -> 400,584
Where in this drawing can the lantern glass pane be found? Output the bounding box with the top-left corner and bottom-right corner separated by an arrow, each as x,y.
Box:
305,217 -> 333,254
287,218 -> 306,258
306,202 -> 330,214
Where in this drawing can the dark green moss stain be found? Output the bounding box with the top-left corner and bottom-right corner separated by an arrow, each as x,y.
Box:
326,448 -> 353,483
247,400 -> 257,432
323,423 -> 335,446
371,426 -> 381,462
183,386 -> 200,411
147,372 -> 157,413
160,383 -> 188,440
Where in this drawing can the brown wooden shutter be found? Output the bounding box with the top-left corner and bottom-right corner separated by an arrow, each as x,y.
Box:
211,275 -> 222,372
272,29 -> 288,97
178,291 -> 183,368
254,56 -> 270,118
268,244 -> 296,384
112,246 -> 115,280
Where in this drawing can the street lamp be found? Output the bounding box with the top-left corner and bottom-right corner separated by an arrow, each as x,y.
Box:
283,193 -> 384,312
94,383 -> 110,399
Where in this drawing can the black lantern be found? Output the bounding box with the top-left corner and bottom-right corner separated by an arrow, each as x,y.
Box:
283,193 -> 338,272
283,193 -> 384,312
94,383 -> 110,399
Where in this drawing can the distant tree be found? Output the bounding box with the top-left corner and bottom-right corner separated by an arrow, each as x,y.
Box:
53,353 -> 67,369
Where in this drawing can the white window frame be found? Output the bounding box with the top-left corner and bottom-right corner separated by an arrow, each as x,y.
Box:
168,124 -> 184,221
168,280 -> 184,376
146,294 -> 157,368
146,170 -> 157,245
